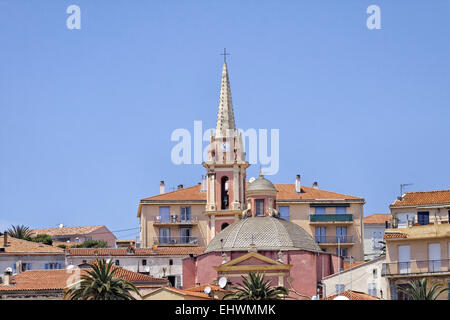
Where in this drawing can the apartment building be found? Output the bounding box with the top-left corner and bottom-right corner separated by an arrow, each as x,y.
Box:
363,214 -> 390,260
382,189 -> 450,300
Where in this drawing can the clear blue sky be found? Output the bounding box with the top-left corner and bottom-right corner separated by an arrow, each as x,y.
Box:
1,1 -> 449,240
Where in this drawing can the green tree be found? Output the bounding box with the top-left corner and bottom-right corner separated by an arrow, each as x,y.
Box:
73,240 -> 108,248
6,225 -> 33,240
32,234 -> 53,245
398,278 -> 450,300
64,259 -> 140,300
223,272 -> 289,300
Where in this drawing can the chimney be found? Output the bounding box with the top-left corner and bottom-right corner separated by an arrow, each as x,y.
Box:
160,181 -> 165,194
200,175 -> 207,192
177,184 -> 183,190
295,174 -> 301,193
312,181 -> 318,189
3,232 -> 8,247
3,268 -> 12,286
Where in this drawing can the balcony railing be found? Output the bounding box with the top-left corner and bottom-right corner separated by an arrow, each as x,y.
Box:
382,259 -> 450,276
153,215 -> 198,224
153,236 -> 199,245
314,236 -> 354,244
309,214 -> 353,223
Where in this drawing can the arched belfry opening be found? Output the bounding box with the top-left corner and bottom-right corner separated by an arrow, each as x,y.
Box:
221,223 -> 229,230
221,176 -> 229,210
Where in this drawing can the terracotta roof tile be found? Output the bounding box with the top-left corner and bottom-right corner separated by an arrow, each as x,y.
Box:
384,232 -> 407,239
0,237 -> 65,254
324,290 -> 380,300
142,286 -> 215,299
391,190 -> 450,207
68,247 -> 205,256
141,184 -> 363,202
343,261 -> 366,271
31,225 -> 106,237
185,283 -> 227,293
363,214 -> 390,225
0,267 -> 167,292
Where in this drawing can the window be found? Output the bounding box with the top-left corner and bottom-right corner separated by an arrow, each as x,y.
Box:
115,260 -> 120,266
279,206 -> 289,220
315,207 -> 326,214
180,207 -> 191,222
418,211 -> 429,225
336,248 -> 348,257
221,176 -> 229,210
315,227 -> 326,243
21,263 -> 32,272
159,206 -> 170,223
336,284 -> 345,294
180,228 -> 192,244
45,263 -> 62,270
142,259 -> 147,266
336,207 -> 346,214
255,199 -> 264,216
336,226 -> 348,243
169,259 -> 173,266
373,268 -> 378,278
82,260 -> 87,264
159,228 -> 170,244
368,283 -> 377,296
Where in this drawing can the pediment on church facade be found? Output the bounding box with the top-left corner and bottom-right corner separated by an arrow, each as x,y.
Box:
213,252 -> 291,272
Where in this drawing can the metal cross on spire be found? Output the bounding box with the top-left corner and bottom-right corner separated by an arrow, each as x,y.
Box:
221,48 -> 230,63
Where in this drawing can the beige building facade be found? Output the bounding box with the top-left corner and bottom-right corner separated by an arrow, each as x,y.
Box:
383,190 -> 450,300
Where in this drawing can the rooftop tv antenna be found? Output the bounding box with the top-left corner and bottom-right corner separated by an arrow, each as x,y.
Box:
400,183 -> 414,197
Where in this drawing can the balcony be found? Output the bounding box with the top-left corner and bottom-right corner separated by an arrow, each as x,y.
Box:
153,215 -> 199,225
314,236 -> 354,246
309,214 -> 353,225
153,236 -> 199,246
382,259 -> 450,277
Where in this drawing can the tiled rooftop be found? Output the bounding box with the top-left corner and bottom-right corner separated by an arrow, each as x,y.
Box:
391,190 -> 450,207
0,237 -> 65,254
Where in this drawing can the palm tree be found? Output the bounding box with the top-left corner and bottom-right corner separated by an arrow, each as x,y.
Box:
223,272 -> 289,300
64,259 -> 141,300
398,278 -> 450,300
6,225 -> 33,240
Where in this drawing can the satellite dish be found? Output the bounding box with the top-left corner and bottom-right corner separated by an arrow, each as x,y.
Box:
218,276 -> 227,288
204,286 -> 212,294
311,295 -> 319,300
333,295 -> 349,300
5,267 -> 12,273
145,266 -> 150,272
66,264 -> 75,270
249,177 -> 256,183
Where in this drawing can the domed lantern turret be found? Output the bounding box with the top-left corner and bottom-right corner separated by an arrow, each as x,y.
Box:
244,172 -> 279,218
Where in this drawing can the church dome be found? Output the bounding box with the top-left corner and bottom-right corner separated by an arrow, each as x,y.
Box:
247,173 -> 277,193
205,216 -> 322,253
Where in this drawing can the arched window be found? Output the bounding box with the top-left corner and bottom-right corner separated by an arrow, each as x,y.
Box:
221,176 -> 229,210
221,223 -> 229,230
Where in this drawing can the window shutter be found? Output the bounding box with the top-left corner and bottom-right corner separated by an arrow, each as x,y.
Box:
27,263 -> 32,270
13,263 -> 16,274
45,263 -> 49,270
58,263 -> 62,269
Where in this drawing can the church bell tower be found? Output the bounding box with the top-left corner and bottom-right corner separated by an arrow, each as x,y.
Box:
203,60 -> 249,243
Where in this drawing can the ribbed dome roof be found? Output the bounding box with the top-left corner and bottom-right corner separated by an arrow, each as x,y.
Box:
205,216 -> 322,253
247,174 -> 277,192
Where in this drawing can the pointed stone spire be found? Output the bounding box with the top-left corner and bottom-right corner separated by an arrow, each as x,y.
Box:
215,62 -> 236,137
